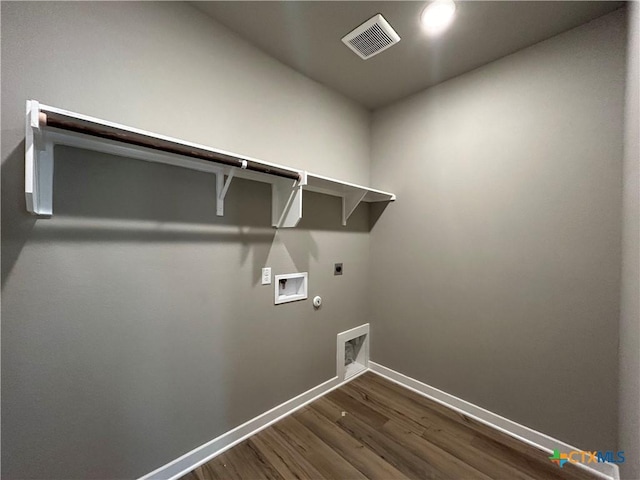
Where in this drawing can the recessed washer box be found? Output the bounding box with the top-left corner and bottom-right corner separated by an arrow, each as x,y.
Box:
274,272 -> 308,305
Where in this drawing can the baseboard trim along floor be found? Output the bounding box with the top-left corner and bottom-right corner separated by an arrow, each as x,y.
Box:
139,369 -> 369,480
140,363 -> 619,480
368,362 -> 619,480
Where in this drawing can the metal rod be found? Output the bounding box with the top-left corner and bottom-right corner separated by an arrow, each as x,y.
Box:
41,111 -> 301,181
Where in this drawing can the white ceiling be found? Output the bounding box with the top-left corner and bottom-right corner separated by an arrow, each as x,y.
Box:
194,1 -> 625,110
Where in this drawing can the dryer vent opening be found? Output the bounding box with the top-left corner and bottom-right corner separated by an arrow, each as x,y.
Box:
345,335 -> 366,369
337,324 -> 370,380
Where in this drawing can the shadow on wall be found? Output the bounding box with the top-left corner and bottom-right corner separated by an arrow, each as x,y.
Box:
1,141 -> 37,287
369,201 -> 390,230
1,142 -> 379,478
1,145 -> 377,287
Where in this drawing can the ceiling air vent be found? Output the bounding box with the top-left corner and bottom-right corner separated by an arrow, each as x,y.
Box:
342,14 -> 401,60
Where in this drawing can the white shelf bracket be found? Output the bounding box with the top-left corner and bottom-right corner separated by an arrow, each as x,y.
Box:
215,168 -> 235,217
272,172 -> 306,228
25,100 -> 54,216
342,188 -> 367,226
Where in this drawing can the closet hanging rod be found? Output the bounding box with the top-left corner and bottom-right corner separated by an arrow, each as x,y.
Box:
38,110 -> 302,182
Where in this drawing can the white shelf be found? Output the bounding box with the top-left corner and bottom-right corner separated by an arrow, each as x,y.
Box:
304,173 -> 395,226
25,100 -> 395,228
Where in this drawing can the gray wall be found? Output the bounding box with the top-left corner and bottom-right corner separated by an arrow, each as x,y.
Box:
1,2 -> 372,478
619,2 -> 640,479
2,2 -> 632,478
370,9 -> 626,451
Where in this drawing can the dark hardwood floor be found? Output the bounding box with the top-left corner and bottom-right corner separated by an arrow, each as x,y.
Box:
181,372 -> 599,480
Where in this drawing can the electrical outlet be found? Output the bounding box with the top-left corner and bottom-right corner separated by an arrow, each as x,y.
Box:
262,267 -> 272,285
334,263 -> 343,275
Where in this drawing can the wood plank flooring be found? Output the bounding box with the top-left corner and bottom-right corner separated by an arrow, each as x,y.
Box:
181,372 -> 599,480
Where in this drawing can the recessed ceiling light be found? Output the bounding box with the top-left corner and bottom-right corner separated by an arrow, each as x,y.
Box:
421,0 -> 456,35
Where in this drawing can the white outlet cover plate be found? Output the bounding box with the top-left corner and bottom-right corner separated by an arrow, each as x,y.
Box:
262,267 -> 271,285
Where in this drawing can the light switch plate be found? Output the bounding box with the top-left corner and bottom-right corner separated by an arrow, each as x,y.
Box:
262,267 -> 271,285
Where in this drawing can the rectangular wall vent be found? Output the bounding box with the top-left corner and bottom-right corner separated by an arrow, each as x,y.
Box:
342,14 -> 401,60
337,324 -> 370,380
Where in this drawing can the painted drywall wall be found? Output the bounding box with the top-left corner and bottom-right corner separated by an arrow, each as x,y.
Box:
619,3 -> 640,479
1,2 -> 371,478
370,8 -> 626,450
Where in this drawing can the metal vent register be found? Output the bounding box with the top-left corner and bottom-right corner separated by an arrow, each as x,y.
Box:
342,14 -> 401,60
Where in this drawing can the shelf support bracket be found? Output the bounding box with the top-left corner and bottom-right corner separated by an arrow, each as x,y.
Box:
272,172 -> 305,228
215,168 -> 235,217
25,100 -> 54,216
342,188 -> 367,226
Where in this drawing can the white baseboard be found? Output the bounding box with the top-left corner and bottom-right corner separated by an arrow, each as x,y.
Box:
368,362 -> 619,480
140,362 -> 619,480
139,369 -> 368,480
